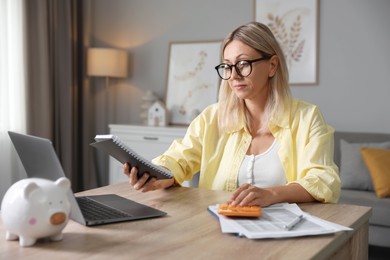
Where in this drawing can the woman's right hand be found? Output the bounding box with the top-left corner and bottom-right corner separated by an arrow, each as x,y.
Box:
123,163 -> 175,192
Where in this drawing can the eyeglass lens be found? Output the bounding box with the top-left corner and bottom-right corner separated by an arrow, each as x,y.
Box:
216,61 -> 252,80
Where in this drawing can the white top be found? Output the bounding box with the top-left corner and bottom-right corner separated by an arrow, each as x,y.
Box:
238,140 -> 287,188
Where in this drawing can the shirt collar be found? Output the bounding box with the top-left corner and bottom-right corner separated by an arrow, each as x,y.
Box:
269,99 -> 293,130
225,99 -> 293,134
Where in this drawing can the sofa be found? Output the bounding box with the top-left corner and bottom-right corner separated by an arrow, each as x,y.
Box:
334,131 -> 390,248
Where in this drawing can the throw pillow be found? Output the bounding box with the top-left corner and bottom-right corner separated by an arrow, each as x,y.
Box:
339,139 -> 390,191
361,148 -> 390,198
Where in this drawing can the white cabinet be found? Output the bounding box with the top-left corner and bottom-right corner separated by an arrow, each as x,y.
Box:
108,124 -> 188,185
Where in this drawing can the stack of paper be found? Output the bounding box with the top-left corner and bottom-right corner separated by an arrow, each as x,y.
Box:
208,203 -> 352,239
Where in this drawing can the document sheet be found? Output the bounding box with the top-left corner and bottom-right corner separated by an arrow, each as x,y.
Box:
208,203 -> 352,239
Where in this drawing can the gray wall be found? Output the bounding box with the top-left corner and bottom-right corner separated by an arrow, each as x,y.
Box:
89,0 -> 390,134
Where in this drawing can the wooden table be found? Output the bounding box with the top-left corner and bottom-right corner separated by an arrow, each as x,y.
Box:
0,182 -> 371,259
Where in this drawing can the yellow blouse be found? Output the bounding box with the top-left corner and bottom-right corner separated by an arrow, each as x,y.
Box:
152,99 -> 340,203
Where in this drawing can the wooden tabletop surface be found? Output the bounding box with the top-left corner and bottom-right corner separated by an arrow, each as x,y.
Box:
0,182 -> 371,259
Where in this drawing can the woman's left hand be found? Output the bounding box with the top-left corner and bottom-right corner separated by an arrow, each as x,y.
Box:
227,183 -> 276,207
228,183 -> 316,207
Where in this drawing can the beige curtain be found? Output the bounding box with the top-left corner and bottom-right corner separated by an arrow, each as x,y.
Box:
0,0 -> 27,200
24,0 -> 98,191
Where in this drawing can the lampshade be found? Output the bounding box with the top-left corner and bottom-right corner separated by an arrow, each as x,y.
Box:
87,48 -> 128,78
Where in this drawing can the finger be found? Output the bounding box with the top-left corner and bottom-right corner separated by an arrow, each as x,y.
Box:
230,191 -> 247,206
238,191 -> 257,206
229,190 -> 247,206
140,177 -> 157,192
229,184 -> 251,204
141,178 -> 175,192
231,185 -> 260,206
123,163 -> 130,177
230,184 -> 249,200
134,172 -> 150,190
128,166 -> 139,186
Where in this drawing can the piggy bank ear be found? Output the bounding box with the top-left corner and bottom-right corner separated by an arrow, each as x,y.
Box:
23,182 -> 40,200
55,177 -> 71,191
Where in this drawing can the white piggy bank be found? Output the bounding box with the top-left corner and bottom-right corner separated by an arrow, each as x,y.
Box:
1,177 -> 71,247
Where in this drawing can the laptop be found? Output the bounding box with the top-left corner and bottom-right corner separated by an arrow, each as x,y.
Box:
8,131 -> 167,226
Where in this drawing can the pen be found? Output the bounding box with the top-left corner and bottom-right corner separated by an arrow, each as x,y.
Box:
283,214 -> 304,230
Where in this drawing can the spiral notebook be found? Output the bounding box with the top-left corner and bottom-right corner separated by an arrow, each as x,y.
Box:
90,135 -> 173,180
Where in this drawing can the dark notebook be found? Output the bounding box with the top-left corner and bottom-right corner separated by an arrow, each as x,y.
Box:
90,135 -> 173,180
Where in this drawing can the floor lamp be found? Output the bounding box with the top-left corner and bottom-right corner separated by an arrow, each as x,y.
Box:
87,47 -> 128,186
87,47 -> 128,128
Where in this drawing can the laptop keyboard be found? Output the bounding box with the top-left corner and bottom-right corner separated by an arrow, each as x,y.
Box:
76,196 -> 131,221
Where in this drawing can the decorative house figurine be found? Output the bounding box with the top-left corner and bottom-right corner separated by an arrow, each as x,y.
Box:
148,100 -> 168,127
1,177 -> 71,247
140,90 -> 158,125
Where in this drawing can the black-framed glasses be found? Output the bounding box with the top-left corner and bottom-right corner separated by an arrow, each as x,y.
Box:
214,55 -> 272,80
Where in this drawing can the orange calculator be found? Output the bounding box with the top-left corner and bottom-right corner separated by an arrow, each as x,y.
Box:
217,203 -> 262,217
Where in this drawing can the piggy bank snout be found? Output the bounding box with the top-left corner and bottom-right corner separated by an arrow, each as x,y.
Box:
50,212 -> 67,225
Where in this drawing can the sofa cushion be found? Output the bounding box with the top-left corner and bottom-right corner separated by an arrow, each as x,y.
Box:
339,139 -> 390,191
361,148 -> 390,198
339,189 -> 390,226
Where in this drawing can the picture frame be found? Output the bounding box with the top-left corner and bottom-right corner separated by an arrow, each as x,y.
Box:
165,41 -> 221,125
254,0 -> 319,85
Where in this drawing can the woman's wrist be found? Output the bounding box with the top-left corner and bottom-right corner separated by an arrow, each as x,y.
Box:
171,178 -> 179,187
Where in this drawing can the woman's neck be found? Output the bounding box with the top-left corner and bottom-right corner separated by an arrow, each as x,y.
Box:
244,96 -> 268,134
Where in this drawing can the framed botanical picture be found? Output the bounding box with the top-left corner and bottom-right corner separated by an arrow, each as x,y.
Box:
165,41 -> 221,125
254,0 -> 319,85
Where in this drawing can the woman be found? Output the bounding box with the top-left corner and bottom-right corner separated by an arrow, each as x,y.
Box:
124,22 -> 340,207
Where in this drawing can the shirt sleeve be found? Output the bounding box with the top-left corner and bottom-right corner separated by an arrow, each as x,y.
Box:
292,106 -> 341,203
152,114 -> 204,184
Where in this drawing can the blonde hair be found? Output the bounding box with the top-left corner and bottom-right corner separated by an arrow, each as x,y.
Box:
217,22 -> 291,134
